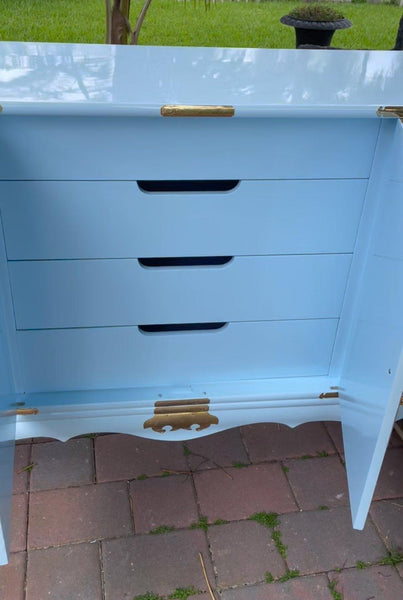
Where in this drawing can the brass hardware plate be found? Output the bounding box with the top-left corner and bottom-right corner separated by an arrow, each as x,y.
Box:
16,408 -> 39,416
0,105 -> 2,114
377,106 -> 403,120
161,105 -> 235,118
319,392 -> 339,399
400,393 -> 403,406
144,398 -> 218,433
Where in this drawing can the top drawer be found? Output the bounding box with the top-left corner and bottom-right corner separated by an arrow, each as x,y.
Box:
0,116 -> 378,180
0,179 -> 366,259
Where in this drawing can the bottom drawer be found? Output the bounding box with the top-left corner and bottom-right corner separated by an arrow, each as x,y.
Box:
17,319 -> 338,392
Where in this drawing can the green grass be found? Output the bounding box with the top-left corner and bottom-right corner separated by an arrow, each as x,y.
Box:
0,0 -> 401,50
149,525 -> 176,535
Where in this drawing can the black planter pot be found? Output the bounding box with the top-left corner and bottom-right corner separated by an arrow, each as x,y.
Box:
280,15 -> 351,48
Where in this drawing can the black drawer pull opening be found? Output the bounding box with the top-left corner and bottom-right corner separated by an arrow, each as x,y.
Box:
137,180 -> 239,193
138,322 -> 227,334
138,256 -> 233,268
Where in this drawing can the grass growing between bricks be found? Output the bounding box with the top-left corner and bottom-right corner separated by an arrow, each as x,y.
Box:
328,579 -> 343,600
190,516 -> 209,532
249,512 -> 288,560
149,525 -> 176,535
379,550 -> 403,566
133,588 -> 202,600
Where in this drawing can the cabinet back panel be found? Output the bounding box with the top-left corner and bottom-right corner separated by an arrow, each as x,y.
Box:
1,180 -> 366,259
0,116 -> 378,180
17,319 -> 338,392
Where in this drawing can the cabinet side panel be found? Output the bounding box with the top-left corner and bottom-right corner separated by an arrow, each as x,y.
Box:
340,120 -> 403,529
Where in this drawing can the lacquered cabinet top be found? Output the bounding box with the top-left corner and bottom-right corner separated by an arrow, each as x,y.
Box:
0,42 -> 402,117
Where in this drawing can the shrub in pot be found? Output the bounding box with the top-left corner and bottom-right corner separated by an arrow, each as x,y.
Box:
280,4 -> 352,48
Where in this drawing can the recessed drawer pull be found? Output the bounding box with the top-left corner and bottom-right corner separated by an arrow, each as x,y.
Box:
137,180 -> 239,193
138,256 -> 233,268
138,322 -> 227,334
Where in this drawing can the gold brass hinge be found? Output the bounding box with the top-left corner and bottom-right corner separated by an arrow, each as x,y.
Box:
161,105 -> 235,118
144,398 -> 218,433
16,408 -> 39,416
0,105 -> 2,114
319,392 -> 339,400
377,106 -> 403,120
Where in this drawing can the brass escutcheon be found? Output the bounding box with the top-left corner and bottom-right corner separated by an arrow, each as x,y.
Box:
144,398 -> 218,433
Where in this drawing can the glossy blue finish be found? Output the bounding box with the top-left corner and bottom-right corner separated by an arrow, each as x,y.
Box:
0,116 -> 379,181
17,320 -> 338,392
10,254 -> 351,329
0,42 -> 403,560
1,180 -> 366,259
0,237 -> 17,565
340,120 -> 403,529
0,44 -> 402,117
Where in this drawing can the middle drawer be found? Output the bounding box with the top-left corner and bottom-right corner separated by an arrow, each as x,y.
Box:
10,254 -> 352,329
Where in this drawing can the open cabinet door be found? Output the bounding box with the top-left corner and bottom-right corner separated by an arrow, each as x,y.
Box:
340,118 -> 403,529
0,221 -> 17,565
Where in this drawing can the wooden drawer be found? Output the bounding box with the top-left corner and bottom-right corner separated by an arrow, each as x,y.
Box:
1,179 -> 366,260
0,116 -> 378,181
10,254 -> 351,329
16,319 -> 338,392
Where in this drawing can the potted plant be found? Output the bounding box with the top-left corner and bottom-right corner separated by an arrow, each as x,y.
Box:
280,4 -> 352,48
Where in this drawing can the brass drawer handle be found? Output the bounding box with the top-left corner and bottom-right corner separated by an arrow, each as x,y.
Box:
161,105 -> 235,117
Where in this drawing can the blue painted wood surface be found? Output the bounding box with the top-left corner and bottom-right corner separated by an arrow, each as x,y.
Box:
0,117 -> 379,180
0,253 -> 17,565
0,180 -> 366,259
16,319 -> 338,392
10,254 -> 351,329
1,42 -> 403,559
340,120 -> 403,529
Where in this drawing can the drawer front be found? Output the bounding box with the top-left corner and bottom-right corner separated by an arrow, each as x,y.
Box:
1,180 -> 366,260
0,116 -> 378,180
10,254 -> 351,329
17,319 -> 338,392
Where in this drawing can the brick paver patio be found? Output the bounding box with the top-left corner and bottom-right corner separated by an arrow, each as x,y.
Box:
1,422 -> 402,600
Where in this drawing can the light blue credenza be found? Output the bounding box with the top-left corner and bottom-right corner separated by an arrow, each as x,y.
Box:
0,42 -> 402,565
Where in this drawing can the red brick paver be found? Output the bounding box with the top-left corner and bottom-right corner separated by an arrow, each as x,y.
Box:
208,521 -> 285,587
130,474 -> 198,533
324,421 -> 344,455
0,552 -> 26,600
30,438 -> 94,491
373,448 -> 403,500
370,498 -> 403,577
28,482 -> 132,549
280,507 -> 387,575
329,565 -> 403,600
13,443 -> 31,494
194,464 -> 297,522
10,494 -> 28,553
221,574 -> 333,599
26,543 -> 102,600
186,428 -> 249,471
1,426 -> 403,600
102,529 -> 214,599
95,434 -> 187,482
241,423 -> 335,462
285,455 -> 349,510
